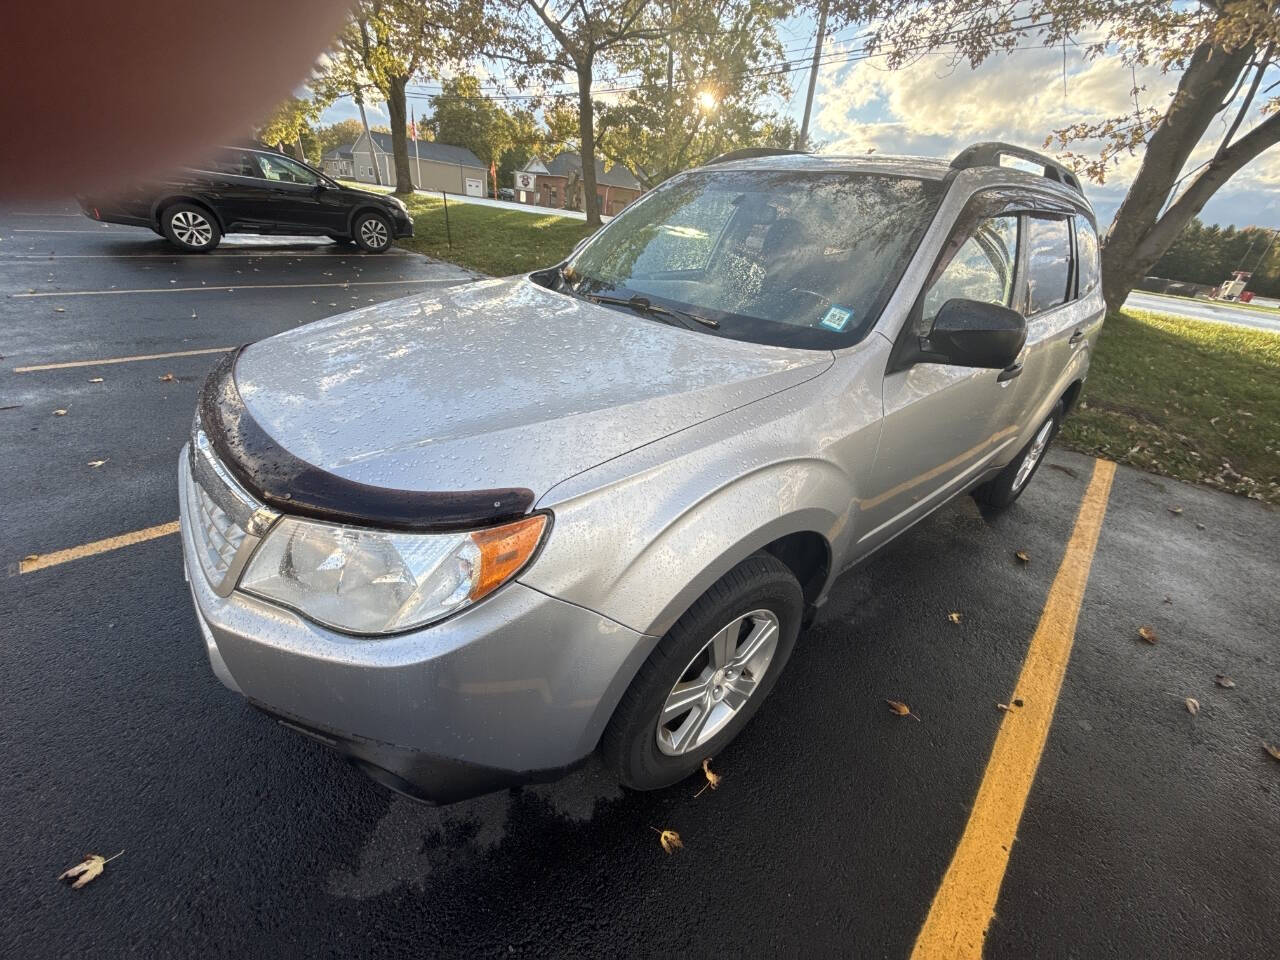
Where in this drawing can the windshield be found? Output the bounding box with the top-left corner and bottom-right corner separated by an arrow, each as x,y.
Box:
565,169 -> 945,349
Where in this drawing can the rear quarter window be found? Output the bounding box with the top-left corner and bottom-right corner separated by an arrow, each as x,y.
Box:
1075,217 -> 1101,295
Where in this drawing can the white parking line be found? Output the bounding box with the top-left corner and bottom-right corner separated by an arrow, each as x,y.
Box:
14,346 -> 233,373
9,212 -> 82,217
0,250 -> 408,259
9,228 -> 113,233
12,277 -> 463,298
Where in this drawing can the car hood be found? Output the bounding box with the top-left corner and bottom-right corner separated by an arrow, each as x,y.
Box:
234,276 -> 833,501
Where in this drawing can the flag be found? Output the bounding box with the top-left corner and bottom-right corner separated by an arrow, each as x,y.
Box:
491,159 -> 497,197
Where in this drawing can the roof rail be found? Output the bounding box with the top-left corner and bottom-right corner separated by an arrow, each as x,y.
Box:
705,147 -> 808,166
950,141 -> 1082,194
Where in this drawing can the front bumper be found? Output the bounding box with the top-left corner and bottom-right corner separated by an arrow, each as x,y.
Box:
178,447 -> 654,803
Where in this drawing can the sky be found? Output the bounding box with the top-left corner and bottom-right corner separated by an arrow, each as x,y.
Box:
319,12 -> 1280,231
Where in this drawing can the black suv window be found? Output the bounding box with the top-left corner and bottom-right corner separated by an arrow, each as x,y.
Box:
207,149 -> 255,178
1075,217 -> 1101,295
252,152 -> 321,185
1024,215 -> 1073,315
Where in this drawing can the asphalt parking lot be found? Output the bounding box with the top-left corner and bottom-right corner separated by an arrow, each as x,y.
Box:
3,202 -> 1279,959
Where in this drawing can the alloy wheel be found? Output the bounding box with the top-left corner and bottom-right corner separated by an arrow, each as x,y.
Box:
171,210 -> 212,247
655,608 -> 780,756
1013,417 -> 1055,492
359,217 -> 389,249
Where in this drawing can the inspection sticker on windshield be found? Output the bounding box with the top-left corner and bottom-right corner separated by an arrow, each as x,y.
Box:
819,305 -> 854,331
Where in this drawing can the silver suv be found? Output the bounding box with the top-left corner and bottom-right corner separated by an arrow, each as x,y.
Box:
180,142 -> 1103,803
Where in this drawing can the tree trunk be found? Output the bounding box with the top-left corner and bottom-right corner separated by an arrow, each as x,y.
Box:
1100,41 -> 1253,312
576,64 -> 602,228
386,74 -> 415,195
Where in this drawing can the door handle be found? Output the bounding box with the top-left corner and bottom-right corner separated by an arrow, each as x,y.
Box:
1068,329 -> 1085,346
997,363 -> 1023,383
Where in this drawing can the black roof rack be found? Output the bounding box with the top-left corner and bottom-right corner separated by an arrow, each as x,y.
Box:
950,141 -> 1082,194
705,147 -> 808,166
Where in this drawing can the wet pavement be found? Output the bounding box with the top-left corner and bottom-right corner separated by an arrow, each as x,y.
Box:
2,203 -> 1278,959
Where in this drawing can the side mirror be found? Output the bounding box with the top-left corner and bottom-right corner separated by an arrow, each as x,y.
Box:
919,298 -> 1026,370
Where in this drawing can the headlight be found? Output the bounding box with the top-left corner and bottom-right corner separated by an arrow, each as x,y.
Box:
239,514 -> 547,635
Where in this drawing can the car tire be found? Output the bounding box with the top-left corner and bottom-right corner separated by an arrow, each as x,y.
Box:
974,401 -> 1063,511
351,211 -> 393,253
160,203 -> 221,252
601,553 -> 803,791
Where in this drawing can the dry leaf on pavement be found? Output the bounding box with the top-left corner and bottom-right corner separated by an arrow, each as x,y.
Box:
651,828 -> 683,854
158,372 -> 175,382
1138,626 -> 1158,644
886,699 -> 921,722
996,703 -> 1010,711
58,851 -> 123,889
53,409 -> 67,416
89,377 -> 103,383
1168,506 -> 1183,516
695,758 -> 721,797
1185,697 -> 1199,715
947,611 -> 963,624
1015,550 -> 1030,564
1265,743 -> 1280,762
1215,675 -> 1236,689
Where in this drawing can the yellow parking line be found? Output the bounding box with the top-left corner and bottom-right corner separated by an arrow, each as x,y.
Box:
14,347 -> 232,372
910,458 -> 1116,960
19,521 -> 180,574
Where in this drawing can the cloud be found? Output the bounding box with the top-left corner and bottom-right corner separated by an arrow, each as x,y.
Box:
812,42 -> 1280,229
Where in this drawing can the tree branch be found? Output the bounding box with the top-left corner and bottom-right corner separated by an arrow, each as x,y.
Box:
1217,43 -> 1271,157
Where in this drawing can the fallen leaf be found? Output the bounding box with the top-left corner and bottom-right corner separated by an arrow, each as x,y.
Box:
158,372 -> 175,382
1266,743 -> 1280,762
1013,698 -> 1024,708
54,307 -> 65,313
58,851 -> 123,889
53,409 -> 67,416
87,459 -> 108,468
89,377 -> 103,383
695,758 -> 721,797
886,699 -> 921,721
1138,626 -> 1158,644
947,611 -> 963,624
1163,595 -> 1173,604
1168,506 -> 1183,516
1215,675 -> 1235,688
1185,697 -> 1199,715
651,828 -> 683,854
996,703 -> 1010,711
1015,550 -> 1030,565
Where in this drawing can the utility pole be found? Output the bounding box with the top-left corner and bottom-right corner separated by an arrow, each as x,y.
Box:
798,0 -> 829,151
355,88 -> 382,186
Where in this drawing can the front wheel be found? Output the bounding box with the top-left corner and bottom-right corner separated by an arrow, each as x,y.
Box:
351,211 -> 392,252
974,401 -> 1063,510
161,203 -> 220,252
601,553 -> 803,791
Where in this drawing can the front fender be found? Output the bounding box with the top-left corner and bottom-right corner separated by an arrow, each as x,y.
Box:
521,456 -> 855,637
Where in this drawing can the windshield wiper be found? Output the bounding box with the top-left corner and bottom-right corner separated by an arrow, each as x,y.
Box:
586,293 -> 719,330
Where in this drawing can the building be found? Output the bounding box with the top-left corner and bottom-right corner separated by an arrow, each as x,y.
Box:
350,131 -> 488,195
513,152 -> 642,217
321,144 -> 355,179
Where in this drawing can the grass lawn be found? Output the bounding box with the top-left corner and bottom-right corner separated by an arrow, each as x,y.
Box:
367,190 -> 1279,505
1060,309 -> 1280,504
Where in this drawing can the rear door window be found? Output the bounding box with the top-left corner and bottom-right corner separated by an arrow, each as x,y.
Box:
1024,215 -> 1073,315
207,149 -> 256,178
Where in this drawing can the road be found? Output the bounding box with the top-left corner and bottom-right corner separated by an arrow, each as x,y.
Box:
1125,290 -> 1280,334
3,205 -> 1279,959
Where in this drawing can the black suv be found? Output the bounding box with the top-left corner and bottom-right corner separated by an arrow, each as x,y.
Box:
77,145 -> 414,253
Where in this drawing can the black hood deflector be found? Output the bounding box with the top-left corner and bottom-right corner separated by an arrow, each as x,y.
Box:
197,347 -> 535,532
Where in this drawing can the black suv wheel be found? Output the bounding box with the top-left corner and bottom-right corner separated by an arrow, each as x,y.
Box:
352,211 -> 393,253
160,203 -> 221,252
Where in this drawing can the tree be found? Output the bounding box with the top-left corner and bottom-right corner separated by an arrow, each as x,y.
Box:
427,75 -> 505,173
1152,218 -> 1280,295
319,0 -> 489,195
257,96 -> 325,160
596,0 -> 797,187
827,0 -> 1280,313
502,0 -> 669,226
314,118 -> 366,159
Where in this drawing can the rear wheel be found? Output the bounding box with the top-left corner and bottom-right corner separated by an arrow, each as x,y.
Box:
351,211 -> 392,252
601,553 -> 803,790
161,203 -> 220,252
974,401 -> 1062,510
